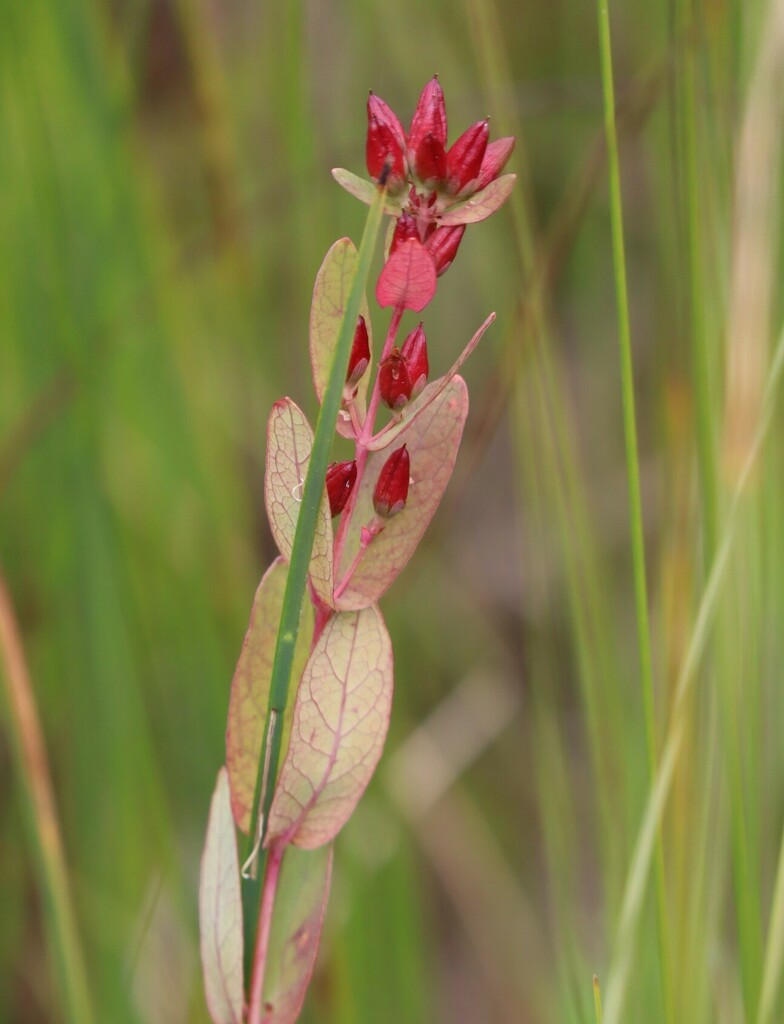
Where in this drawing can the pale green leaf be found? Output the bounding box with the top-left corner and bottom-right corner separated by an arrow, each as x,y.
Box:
199,768 -> 244,1024
331,168 -> 402,215
264,399 -> 334,606
226,558 -> 314,834
309,238 -> 373,425
438,174 -> 516,226
261,845 -> 333,1023
336,377 -> 469,610
265,605 -> 393,849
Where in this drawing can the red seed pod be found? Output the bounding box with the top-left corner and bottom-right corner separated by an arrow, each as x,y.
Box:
346,315 -> 370,388
366,93 -> 407,193
425,224 -> 466,277
390,211 -> 419,255
326,460 -> 357,517
473,136 -> 515,192
400,323 -> 429,398
411,132 -> 447,189
408,77 -> 447,162
445,119 -> 489,195
378,349 -> 412,409
373,444 -> 410,518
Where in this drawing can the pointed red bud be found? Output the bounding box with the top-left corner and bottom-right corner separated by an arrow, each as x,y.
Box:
445,120 -> 489,195
326,460 -> 357,517
409,77 -> 447,158
373,444 -> 410,518
390,211 -> 419,255
400,323 -> 429,398
474,136 -> 515,191
346,315 -> 370,388
425,225 -> 466,277
378,348 -> 412,409
366,93 -> 407,193
411,132 -> 447,189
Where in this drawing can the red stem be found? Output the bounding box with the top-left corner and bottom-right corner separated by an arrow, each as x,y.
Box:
332,304 -> 404,579
247,840 -> 285,1024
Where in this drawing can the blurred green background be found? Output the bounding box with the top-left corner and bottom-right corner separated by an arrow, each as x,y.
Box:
3,0 -> 784,1022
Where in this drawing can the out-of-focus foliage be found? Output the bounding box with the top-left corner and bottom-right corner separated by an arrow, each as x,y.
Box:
2,1 -> 784,1022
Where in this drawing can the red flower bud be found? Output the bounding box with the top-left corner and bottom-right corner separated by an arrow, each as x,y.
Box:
378,348 -> 412,409
425,224 -> 465,277
400,323 -> 429,398
408,77 -> 447,158
326,460 -> 357,517
346,315 -> 370,388
366,93 -> 407,193
373,444 -> 410,518
474,136 -> 515,191
390,211 -> 419,255
445,119 -> 489,195
411,132 -> 447,189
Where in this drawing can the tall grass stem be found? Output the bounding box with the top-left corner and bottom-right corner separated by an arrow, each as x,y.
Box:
0,571 -> 96,1024
595,2 -> 674,1019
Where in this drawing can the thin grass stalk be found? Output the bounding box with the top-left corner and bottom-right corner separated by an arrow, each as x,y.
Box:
603,313 -> 784,1023
757,819 -> 784,1024
720,1 -> 784,1012
0,571 -> 96,1024
681,1 -> 718,566
595,3 -> 674,1019
469,0 -> 627,912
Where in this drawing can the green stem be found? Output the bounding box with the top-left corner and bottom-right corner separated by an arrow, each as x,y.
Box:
241,182 -> 387,961
682,3 -> 718,566
0,570 -> 96,1024
757,816 -> 784,1024
595,3 -> 674,1021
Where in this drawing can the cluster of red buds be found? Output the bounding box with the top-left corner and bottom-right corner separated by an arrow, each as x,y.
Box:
365,77 -> 514,277
328,77 -> 516,530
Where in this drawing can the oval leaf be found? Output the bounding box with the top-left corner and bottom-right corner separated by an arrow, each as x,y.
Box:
336,376 -> 469,610
265,605 -> 393,849
261,844 -> 333,1024
265,399 -> 334,607
331,168 -> 403,215
438,173 -> 517,226
226,558 -> 314,834
199,768 -> 244,1024
310,238 -> 373,418
376,237 -> 437,312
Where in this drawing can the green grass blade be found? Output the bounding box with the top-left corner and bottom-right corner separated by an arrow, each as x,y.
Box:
241,180 -> 387,951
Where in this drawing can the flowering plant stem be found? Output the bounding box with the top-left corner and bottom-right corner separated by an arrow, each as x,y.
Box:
240,181 -> 387,954
595,2 -> 673,1021
248,840 -> 285,1024
333,304 -> 404,577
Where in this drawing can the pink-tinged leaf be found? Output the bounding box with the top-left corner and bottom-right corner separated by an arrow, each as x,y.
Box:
331,168 -> 403,215
310,238 -> 373,419
265,605 -> 393,849
376,238 -> 437,312
265,399 -> 334,607
261,844 -> 333,1023
336,377 -> 468,610
367,312 -> 495,451
226,558 -> 314,834
438,173 -> 516,226
199,768 -> 244,1024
